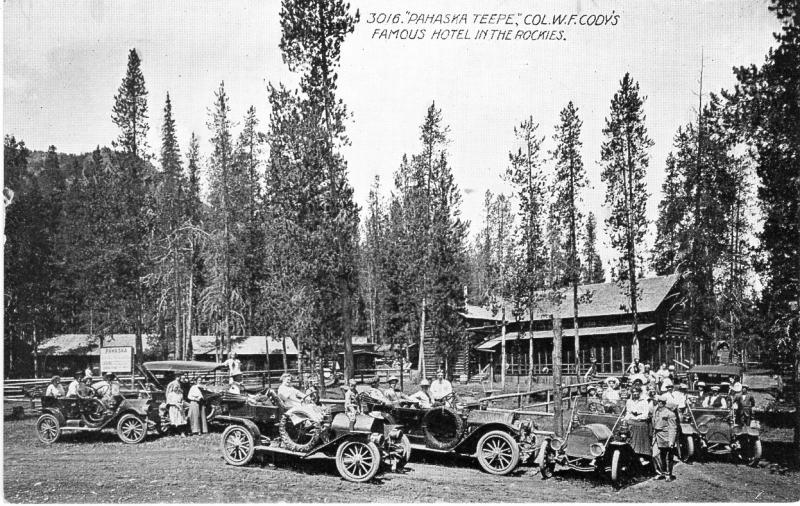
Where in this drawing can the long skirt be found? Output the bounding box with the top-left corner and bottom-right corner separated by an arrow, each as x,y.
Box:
168,404 -> 187,426
189,401 -> 208,434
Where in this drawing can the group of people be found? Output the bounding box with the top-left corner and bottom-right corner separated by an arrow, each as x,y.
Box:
341,369 -> 454,415
45,370 -> 123,416
164,372 -> 209,437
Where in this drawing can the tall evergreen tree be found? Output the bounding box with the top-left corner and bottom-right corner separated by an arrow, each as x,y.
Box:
112,49 -> 149,159
600,73 -> 653,360
551,102 -> 587,375
582,212 -> 605,284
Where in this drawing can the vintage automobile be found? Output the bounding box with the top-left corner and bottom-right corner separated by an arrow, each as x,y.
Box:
217,390 -> 408,482
678,394 -> 762,465
138,360 -> 229,423
35,390 -> 161,445
546,398 -> 652,484
360,391 -> 539,476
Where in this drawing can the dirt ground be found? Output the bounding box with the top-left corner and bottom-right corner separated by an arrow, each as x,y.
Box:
4,418 -> 800,503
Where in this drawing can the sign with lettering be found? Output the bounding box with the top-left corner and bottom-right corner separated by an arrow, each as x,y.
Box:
100,346 -> 133,373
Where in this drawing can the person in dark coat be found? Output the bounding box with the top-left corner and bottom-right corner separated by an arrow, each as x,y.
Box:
733,383 -> 756,426
652,394 -> 677,481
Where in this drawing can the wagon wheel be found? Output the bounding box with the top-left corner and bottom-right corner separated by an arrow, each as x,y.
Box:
336,440 -> 381,483
36,414 -> 61,444
678,435 -> 695,462
476,430 -> 520,475
117,414 -> 147,444
221,425 -> 256,466
279,413 -> 322,453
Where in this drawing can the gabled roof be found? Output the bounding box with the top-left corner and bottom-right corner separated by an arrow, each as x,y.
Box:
191,335 -> 298,356
462,274 -> 681,323
37,334 -> 156,356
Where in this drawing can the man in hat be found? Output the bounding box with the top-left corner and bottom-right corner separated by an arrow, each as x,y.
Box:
383,376 -> 409,405
703,386 -> 727,408
625,387 -> 650,421
429,370 -> 453,403
652,394 -> 677,480
626,357 -> 645,376
408,379 -> 434,409
696,381 -> 708,405
732,383 -> 756,426
367,376 -> 388,403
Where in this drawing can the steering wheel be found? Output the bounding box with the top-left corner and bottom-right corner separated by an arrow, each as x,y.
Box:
439,392 -> 457,407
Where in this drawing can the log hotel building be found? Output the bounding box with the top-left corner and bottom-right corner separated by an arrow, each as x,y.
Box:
454,274 -> 710,378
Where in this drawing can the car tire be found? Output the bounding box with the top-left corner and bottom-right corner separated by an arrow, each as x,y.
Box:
610,449 -> 624,484
679,435 -> 694,462
36,414 -> 61,444
422,406 -> 464,450
81,398 -> 107,428
336,440 -> 381,483
279,413 -> 322,453
476,430 -> 521,475
222,424 -> 256,466
117,413 -> 147,444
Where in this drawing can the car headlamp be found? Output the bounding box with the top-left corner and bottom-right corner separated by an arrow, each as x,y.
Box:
388,428 -> 403,441
750,420 -> 761,429
369,433 -> 384,445
697,423 -> 709,435
589,443 -> 604,457
549,438 -> 564,451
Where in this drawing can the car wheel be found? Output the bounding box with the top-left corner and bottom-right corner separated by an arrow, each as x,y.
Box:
117,414 -> 147,444
610,449 -> 625,484
391,434 -> 412,470
81,398 -> 107,427
422,406 -> 464,450
336,440 -> 381,483
222,425 -> 256,466
678,435 -> 694,462
36,414 -> 61,444
476,430 -> 520,475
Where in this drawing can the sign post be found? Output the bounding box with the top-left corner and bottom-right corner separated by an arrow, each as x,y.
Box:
100,346 -> 134,387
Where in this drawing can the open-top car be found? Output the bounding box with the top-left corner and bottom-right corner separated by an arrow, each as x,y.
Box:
35,390 -> 160,445
359,391 -> 539,476
139,360 -> 229,424
547,398 -> 652,484
678,394 -> 761,465
216,390 -> 408,482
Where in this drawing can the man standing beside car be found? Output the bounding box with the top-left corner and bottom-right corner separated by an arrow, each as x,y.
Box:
733,383 -> 756,426
652,394 -> 677,481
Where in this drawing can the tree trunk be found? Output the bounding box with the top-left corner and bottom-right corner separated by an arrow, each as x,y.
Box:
185,266 -> 194,360
342,280 -> 354,382
318,359 -> 327,398
282,335 -> 289,371
573,280 -> 580,380
501,307 -> 507,389
528,303 -> 535,389
552,314 -> 563,437
264,335 -> 271,389
418,297 -> 427,378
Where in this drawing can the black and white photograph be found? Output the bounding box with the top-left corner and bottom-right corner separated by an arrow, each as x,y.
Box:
3,0 -> 800,502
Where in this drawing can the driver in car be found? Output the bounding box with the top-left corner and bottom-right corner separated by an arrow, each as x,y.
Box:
277,373 -> 305,409
408,379 -> 434,409
429,370 -> 452,403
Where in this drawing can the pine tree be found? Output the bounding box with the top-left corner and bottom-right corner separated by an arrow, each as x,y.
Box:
183,132 -> 204,358
600,73 -> 653,360
551,102 -> 587,376
111,49 -> 149,159
582,212 -> 605,283
652,148 -> 688,275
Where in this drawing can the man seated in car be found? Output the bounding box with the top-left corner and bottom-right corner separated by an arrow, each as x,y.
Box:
383,376 -> 410,405
366,376 -> 388,403
77,376 -> 95,397
703,385 -> 728,408
277,373 -> 305,409
408,379 -> 434,409
66,371 -> 84,398
429,370 -> 453,403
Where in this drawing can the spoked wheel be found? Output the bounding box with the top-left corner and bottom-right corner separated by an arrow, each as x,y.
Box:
221,425 -> 255,466
335,440 -> 381,483
36,414 -> 61,444
117,414 -> 147,444
389,434 -> 412,471
678,435 -> 695,462
476,430 -> 521,475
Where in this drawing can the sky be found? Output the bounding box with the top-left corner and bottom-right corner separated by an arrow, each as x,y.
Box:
3,0 -> 783,276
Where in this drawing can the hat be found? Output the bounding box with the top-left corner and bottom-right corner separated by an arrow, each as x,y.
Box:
711,386 -> 720,391
387,375 -> 399,383
678,383 -> 688,390
731,383 -> 742,392
604,377 -> 619,385
420,379 -> 430,387
697,381 -> 706,387
668,365 -> 676,371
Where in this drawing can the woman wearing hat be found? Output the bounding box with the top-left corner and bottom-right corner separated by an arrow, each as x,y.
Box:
165,372 -> 188,434
45,376 -> 65,398
601,377 -> 620,404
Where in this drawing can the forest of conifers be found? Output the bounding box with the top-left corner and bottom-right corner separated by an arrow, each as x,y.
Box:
4,0 -> 798,382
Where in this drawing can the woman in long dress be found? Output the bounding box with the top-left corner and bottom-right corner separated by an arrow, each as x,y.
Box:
187,378 -> 208,435
165,372 -> 187,434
